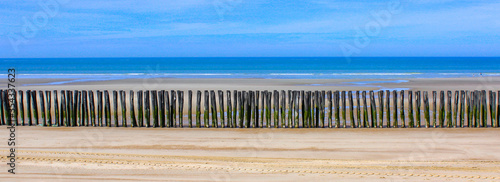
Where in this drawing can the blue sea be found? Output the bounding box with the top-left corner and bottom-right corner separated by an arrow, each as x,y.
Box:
2,57 -> 499,82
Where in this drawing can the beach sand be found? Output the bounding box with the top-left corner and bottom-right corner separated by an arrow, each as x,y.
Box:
0,127 -> 499,181
1,77 -> 500,181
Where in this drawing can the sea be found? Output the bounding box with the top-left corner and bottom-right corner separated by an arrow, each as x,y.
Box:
1,57 -> 499,83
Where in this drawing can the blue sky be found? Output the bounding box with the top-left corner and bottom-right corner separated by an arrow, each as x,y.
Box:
0,0 -> 499,58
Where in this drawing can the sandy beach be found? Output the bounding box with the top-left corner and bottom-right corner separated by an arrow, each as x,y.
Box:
1,77 -> 500,181
0,127 -> 499,181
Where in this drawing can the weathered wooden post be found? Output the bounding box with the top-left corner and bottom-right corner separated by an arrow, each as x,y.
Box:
88,91 -> 95,127
273,90 -> 279,128
137,91 -> 143,127
96,91 -> 101,126
489,91 -> 494,127
71,90 -> 76,126
482,90 -> 486,127
171,90 -> 177,127
112,91 -> 119,127
0,90 -> 4,125
196,90 -> 202,128
31,90 -> 39,125
459,90 -> 465,127
392,90 -> 397,128
361,91 -> 368,128
188,90 -> 193,128
267,91 -> 272,128
26,90 -> 33,125
295,91 -> 300,128
83,91 -> 89,126
120,90 -> 127,127
151,90 -> 159,128
415,91 -> 421,128
210,90 -> 217,127
234,90 -> 239,128
287,90 -> 292,127
255,90 -> 260,128
46,91 -> 52,126
218,90 -> 224,128
158,90 -> 165,127
378,91 -> 383,128
226,90 -> 232,128
446,91 -> 452,128
144,91 -> 150,127
246,91 -> 251,128
18,91 -> 24,126
178,91 -> 184,127
39,91 -> 46,126
300,91 -> 305,128
349,91 -> 355,128
327,91 -> 333,128
400,90 -> 405,128
204,90 -> 209,127
280,90 -> 286,128
165,91 -> 170,127
251,91 -> 256,128
356,91 -> 362,127
453,91 -> 459,127
339,91 -> 344,128
369,91 -> 376,128
384,90 -> 389,128
497,91 -> 500,127
432,91 -> 437,128
238,91 -> 243,128
465,91 -> 471,127
130,91 -> 137,127
408,91 -> 414,128
439,91 -> 445,127
423,91 -> 430,128
334,91 -> 340,128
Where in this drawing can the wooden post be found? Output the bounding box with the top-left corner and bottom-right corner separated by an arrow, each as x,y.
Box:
400,90 -> 405,128
204,90 -> 209,128
497,91 -> 500,128
267,91 -> 272,128
362,91 -> 368,128
300,91 -> 305,128
416,91 -> 421,128
144,91 -> 150,127
236,91 -> 241,127
77,91 -> 82,126
356,91 -> 362,128
158,90 -> 165,127
83,90 -> 89,126
130,91 -> 137,127
60,90 -> 67,126
113,91 -> 119,127
251,91 -> 256,128
255,90 -> 259,128
137,91 -> 143,127
312,91 -> 316,127
165,91 -> 170,127
287,90 -> 292,127
378,91 -> 383,128
218,90 -> 224,128
211,90 -> 217,128
423,91 -> 430,128
335,91 -> 340,128
280,90 -> 286,128
392,90 -> 397,128
120,90 -> 127,127
432,91 -> 437,128
246,91 -> 251,128
295,91 -> 300,128
439,91 -> 445,128
170,90 -> 176,127
446,91 -> 452,128
151,90 -> 156,127
369,91 -> 376,128
96,91 -> 101,126
489,91 -> 494,128
482,90 -> 487,127
31,90 -> 39,125
39,91 -> 46,126
234,90 -> 239,128
88,91 -> 95,127
188,90 -> 193,128
453,91 -> 459,127
459,90 -> 465,127
179,91 -> 184,128
385,90 -> 390,128
408,91 -> 414,128
69,90 -> 75,126
46,91 -> 52,126
465,91 -> 471,127
18,91 -> 24,126
196,90 -> 202,128
327,91 -> 332,128
26,90 -> 33,126
0,90 -> 4,125
341,91 -> 346,128
272,90 -> 277,128
349,91 -> 355,128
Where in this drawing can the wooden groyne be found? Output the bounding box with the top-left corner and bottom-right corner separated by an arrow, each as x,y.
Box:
1,89 -> 499,128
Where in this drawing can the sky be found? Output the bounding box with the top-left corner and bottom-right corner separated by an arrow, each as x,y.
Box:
0,0 -> 499,58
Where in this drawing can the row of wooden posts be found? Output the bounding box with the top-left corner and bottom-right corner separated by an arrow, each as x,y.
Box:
0,89 -> 499,128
